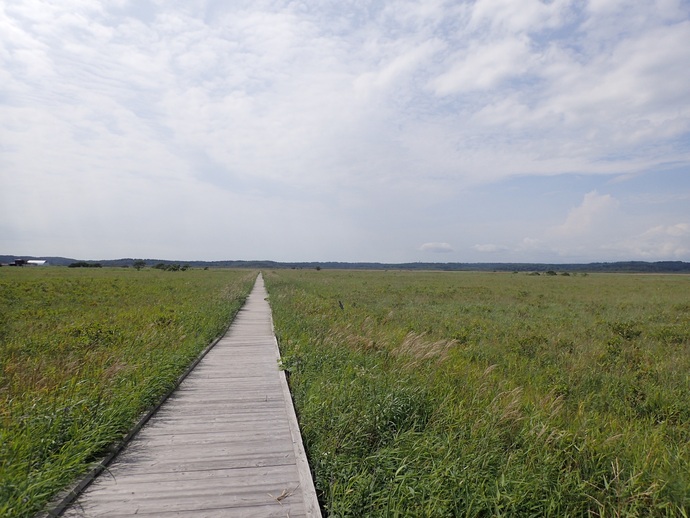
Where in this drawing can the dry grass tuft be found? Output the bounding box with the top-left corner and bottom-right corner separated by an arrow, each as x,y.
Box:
391,331 -> 458,367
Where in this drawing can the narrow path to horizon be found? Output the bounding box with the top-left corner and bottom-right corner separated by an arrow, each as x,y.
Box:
62,274 -> 321,517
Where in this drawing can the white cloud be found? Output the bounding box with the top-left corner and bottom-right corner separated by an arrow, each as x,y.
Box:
616,223 -> 690,259
431,37 -> 533,94
552,191 -> 620,238
586,0 -> 628,15
468,0 -> 570,35
355,38 -> 443,96
498,188 -> 690,262
473,244 -> 508,253
0,1 -> 688,262
420,242 -> 454,253
537,21 -> 690,144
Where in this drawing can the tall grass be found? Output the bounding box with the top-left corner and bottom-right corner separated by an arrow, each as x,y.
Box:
0,267 -> 256,517
265,270 -> 690,516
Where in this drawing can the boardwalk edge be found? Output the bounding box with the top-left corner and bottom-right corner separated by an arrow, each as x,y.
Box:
273,332 -> 323,517
265,274 -> 322,518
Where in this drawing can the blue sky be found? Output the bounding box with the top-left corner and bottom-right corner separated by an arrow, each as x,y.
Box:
1,0 -> 689,263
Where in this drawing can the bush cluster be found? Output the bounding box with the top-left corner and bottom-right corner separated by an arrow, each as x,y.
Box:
67,262 -> 102,268
152,263 -> 190,271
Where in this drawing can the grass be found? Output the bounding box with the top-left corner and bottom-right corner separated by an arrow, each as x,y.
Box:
0,267 -> 256,517
264,269 -> 690,517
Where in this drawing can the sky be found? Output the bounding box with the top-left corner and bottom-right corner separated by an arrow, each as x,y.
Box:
1,0 -> 689,263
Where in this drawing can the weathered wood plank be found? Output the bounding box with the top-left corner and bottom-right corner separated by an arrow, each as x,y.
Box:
63,491 -> 307,517
61,274 -> 320,517
64,501 -> 306,518
104,451 -> 297,474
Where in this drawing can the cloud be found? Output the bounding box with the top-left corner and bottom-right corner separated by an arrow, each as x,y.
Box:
473,244 -> 508,253
431,37 -> 534,95
3,1 -> 689,193
497,182 -> 690,262
468,0 -> 570,35
355,39 -> 443,96
0,1 -> 688,262
616,223 -> 690,259
420,242 -> 454,253
552,191 -> 620,238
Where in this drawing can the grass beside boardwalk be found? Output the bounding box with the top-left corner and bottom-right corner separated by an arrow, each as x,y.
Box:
0,267 -> 256,517
265,270 -> 690,517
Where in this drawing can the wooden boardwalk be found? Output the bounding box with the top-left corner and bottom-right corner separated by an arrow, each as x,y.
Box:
62,274 -> 321,517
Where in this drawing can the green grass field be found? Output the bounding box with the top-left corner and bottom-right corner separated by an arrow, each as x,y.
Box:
3,267 -> 689,516
264,270 -> 690,517
0,267 -> 256,517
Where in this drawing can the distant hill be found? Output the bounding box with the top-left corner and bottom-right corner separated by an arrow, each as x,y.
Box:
2,255 -> 689,273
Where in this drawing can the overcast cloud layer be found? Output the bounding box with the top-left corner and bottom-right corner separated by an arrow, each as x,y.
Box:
1,0 -> 689,262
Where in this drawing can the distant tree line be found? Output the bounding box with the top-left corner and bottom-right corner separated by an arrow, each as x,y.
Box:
3,255 -> 689,273
130,260 -> 190,271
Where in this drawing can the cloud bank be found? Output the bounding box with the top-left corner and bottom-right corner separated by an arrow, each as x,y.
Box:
420,242 -> 454,253
1,1 -> 688,262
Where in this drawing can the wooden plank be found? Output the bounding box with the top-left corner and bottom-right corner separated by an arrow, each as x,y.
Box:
63,493 -> 307,517
64,501 -> 306,518
104,451 -> 297,474
61,274 -> 320,517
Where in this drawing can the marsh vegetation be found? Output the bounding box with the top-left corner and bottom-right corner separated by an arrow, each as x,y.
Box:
265,270 -> 690,516
3,267 -> 688,516
0,268 -> 256,517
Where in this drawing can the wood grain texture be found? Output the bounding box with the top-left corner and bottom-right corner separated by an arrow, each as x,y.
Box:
62,274 -> 321,518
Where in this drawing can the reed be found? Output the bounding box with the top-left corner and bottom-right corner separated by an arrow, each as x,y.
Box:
0,267 -> 256,517
265,269 -> 690,516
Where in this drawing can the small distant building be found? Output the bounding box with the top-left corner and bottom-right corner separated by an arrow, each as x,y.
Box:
5,259 -> 48,266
